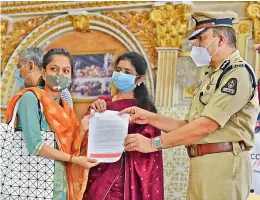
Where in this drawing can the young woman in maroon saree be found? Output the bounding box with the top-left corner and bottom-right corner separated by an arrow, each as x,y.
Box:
83,52 -> 164,200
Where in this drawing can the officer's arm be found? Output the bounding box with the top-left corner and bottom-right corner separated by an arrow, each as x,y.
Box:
121,107 -> 187,132
148,114 -> 187,133
160,67 -> 253,148
160,116 -> 219,148
147,103 -> 191,132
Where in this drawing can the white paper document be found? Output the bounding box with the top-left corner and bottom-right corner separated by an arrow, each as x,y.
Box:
87,110 -> 130,163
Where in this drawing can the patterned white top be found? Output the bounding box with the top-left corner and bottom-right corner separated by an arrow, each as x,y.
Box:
60,88 -> 73,108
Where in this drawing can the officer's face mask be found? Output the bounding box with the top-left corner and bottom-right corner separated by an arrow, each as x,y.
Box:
190,37 -> 221,67
45,74 -> 72,91
15,63 -> 31,88
112,71 -> 139,93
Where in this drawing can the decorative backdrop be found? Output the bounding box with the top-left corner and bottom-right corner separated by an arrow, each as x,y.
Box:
1,1 -> 259,199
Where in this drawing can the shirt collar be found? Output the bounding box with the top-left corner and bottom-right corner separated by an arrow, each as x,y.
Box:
207,50 -> 240,74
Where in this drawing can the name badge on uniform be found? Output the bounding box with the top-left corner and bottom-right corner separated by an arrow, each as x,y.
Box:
221,78 -> 237,95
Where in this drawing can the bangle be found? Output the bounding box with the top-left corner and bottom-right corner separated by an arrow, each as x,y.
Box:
68,155 -> 73,163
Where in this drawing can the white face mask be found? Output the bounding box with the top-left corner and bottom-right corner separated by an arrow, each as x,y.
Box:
190,37 -> 221,67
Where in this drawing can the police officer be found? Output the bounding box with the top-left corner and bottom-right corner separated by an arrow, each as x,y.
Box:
121,11 -> 259,200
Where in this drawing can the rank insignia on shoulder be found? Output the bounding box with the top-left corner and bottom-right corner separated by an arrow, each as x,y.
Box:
221,78 -> 237,95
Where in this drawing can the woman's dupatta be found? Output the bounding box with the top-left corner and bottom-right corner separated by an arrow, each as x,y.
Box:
5,87 -> 89,200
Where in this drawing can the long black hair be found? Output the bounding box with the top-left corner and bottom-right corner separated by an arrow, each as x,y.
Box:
115,52 -> 157,113
39,48 -> 74,87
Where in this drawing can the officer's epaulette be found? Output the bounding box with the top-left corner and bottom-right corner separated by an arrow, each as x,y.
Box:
231,60 -> 245,68
220,60 -> 245,71
216,59 -> 257,101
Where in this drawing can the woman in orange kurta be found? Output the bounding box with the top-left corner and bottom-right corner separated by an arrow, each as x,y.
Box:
3,48 -> 99,200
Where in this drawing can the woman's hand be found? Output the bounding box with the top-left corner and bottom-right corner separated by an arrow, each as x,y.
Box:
91,99 -> 107,112
81,113 -> 94,132
72,156 -> 100,169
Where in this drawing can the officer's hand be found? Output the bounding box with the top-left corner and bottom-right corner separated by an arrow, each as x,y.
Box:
254,44 -> 260,54
91,99 -> 106,112
124,134 -> 157,153
119,106 -> 153,125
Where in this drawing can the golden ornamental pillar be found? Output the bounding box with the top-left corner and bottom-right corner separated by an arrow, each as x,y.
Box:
247,2 -> 260,80
149,3 -> 192,107
155,47 -> 179,107
149,3 -> 192,200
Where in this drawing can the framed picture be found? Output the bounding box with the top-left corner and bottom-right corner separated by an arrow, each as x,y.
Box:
71,50 -> 117,102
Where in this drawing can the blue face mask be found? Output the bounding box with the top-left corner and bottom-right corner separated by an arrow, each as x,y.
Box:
112,71 -> 137,93
15,66 -> 31,88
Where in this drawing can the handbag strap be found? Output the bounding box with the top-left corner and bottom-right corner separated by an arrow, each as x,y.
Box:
8,98 -> 43,128
8,99 -> 21,128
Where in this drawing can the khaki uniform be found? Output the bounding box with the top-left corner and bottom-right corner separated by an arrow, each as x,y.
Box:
185,50 -> 259,200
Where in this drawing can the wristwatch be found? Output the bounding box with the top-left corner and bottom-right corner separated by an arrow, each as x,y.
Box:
153,136 -> 163,150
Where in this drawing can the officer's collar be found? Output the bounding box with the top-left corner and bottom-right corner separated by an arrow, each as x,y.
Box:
207,50 -> 240,73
